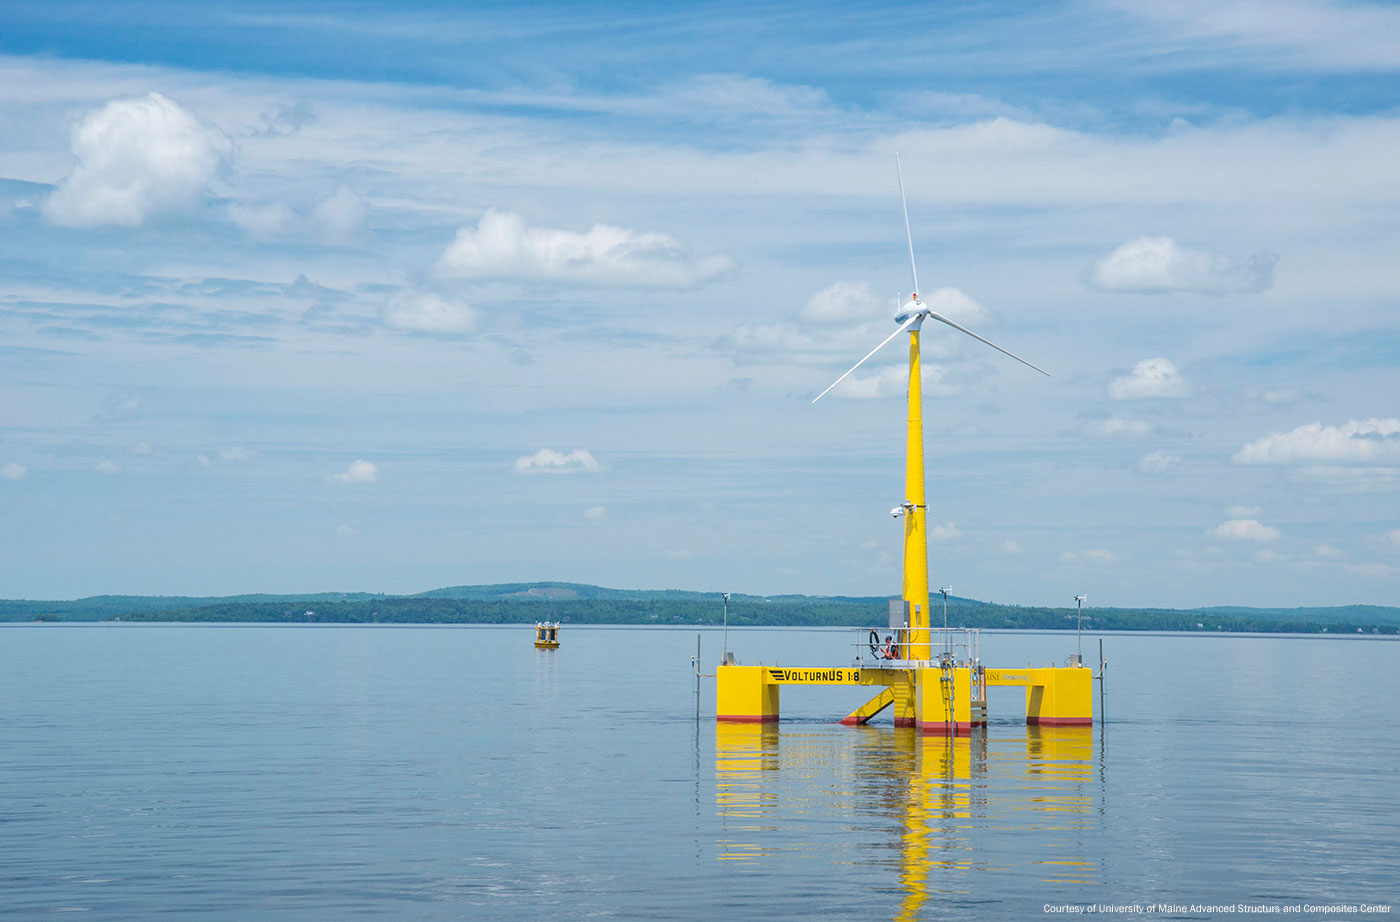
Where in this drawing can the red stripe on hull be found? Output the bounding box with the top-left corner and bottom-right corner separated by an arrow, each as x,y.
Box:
716,715 -> 779,723
1027,716 -> 1093,726
916,721 -> 974,735
894,717 -> 916,728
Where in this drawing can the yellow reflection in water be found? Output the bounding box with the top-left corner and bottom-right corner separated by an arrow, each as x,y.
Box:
1022,726 -> 1097,885
713,724 -> 1100,900
895,733 -> 983,921
714,722 -> 781,861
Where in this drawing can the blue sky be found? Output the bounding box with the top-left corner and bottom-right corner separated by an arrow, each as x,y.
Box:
1,0 -> 1398,606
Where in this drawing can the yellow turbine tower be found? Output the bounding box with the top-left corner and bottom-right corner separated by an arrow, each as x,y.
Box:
812,154 -> 1049,664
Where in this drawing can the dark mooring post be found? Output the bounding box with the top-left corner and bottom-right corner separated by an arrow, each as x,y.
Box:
1097,637 -> 1107,724
695,634 -> 701,722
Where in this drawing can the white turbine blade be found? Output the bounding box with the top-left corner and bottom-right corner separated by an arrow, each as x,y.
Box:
926,311 -> 1051,377
896,152 -> 920,297
811,314 -> 920,403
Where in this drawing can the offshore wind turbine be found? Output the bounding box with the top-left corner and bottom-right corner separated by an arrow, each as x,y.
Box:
813,154 -> 1049,662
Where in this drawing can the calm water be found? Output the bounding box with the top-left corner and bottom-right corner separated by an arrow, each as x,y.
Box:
1,624 -> 1396,920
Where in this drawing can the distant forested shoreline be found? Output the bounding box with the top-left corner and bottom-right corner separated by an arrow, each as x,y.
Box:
3,582 -> 1397,635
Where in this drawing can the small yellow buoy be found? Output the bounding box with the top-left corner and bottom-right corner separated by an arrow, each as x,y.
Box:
533,621 -> 560,649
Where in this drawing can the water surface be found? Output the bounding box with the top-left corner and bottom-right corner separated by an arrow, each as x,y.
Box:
1,624 -> 1394,919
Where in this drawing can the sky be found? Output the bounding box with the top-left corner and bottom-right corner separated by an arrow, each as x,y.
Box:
1,0 -> 1398,607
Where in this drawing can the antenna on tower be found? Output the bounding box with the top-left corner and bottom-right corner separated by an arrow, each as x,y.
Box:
1074,594 -> 1087,664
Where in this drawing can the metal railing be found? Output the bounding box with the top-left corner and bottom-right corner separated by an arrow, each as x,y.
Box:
851,625 -> 982,669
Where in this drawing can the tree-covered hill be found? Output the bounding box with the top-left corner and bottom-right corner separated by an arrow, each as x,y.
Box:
3,584 -> 1398,634
0,592 -> 386,621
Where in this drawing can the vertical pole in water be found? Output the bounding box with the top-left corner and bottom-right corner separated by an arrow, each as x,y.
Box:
695,634 -> 701,722
722,592 -> 730,662
1075,594 -> 1086,662
1098,637 -> 1106,724
939,586 -> 951,658
946,659 -> 955,738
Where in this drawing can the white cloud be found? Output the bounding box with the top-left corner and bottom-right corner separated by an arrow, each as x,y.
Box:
791,285 -> 986,345
929,521 -> 962,541
659,73 -> 832,119
1123,0 -> 1400,72
93,459 -> 120,473
1109,358 -> 1189,399
1062,548 -> 1117,562
381,290 -> 476,334
1209,518 -> 1281,541
801,281 -> 882,324
1258,388 -> 1300,406
1386,529 -> 1400,549
429,73 -> 833,126
828,359 -> 969,400
1314,545 -> 1342,558
1343,562 -> 1396,578
95,393 -> 143,422
43,92 -> 231,227
226,200 -> 298,238
307,186 -> 367,244
583,505 -> 606,520
12,59 -> 1400,224
1289,467 -> 1400,489
514,449 -> 601,474
255,99 -> 318,137
1089,236 -> 1275,294
918,287 -> 990,325
924,292 -> 991,328
1137,451 -> 1181,473
1001,539 -> 1021,554
228,187 -> 365,244
1234,418 -> 1400,464
1,462 -> 27,481
193,447 -> 255,468
336,524 -> 357,536
328,459 -> 377,485
725,313 -> 933,371
133,441 -> 152,455
437,208 -> 731,288
1085,417 -> 1152,438
725,320 -> 812,358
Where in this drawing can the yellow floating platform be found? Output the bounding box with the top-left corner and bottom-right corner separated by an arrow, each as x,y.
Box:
716,661 -> 1091,731
533,622 -> 560,649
